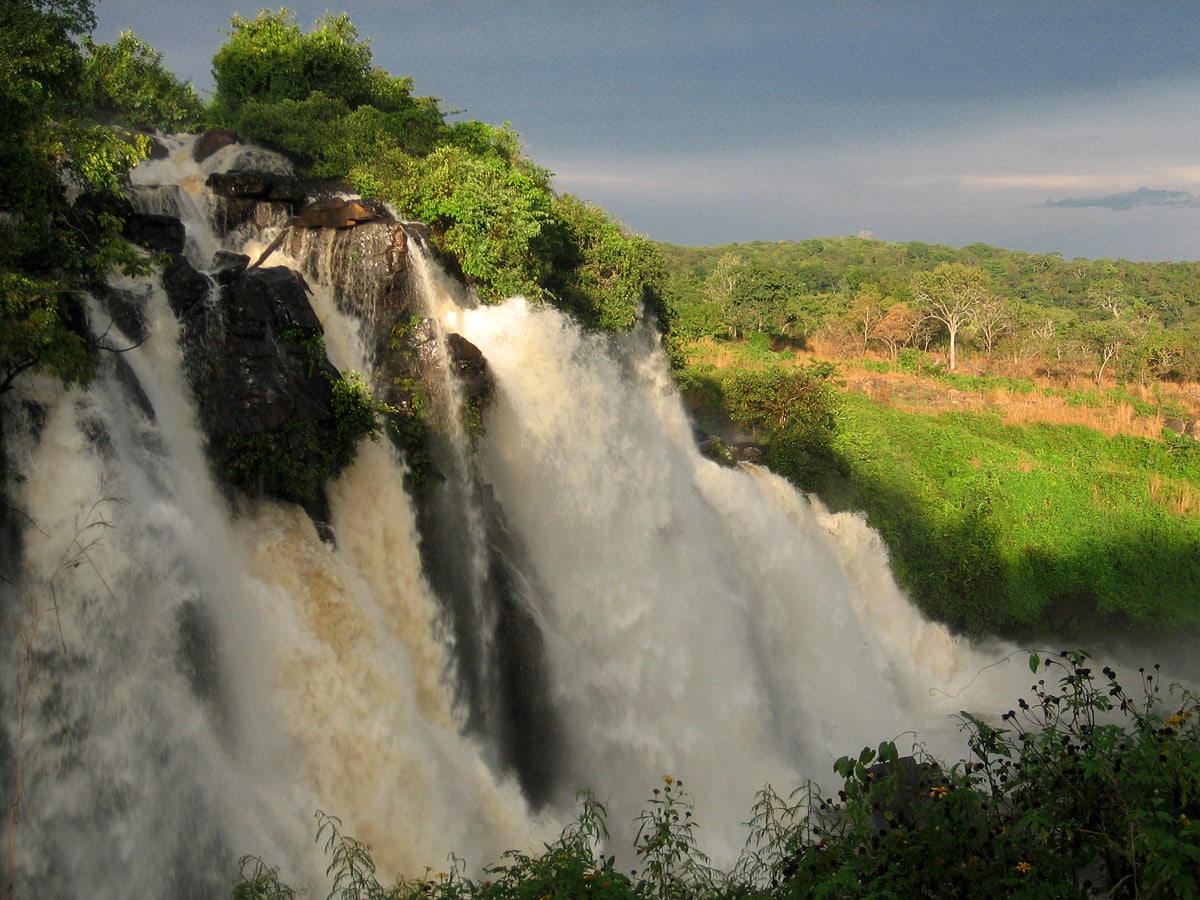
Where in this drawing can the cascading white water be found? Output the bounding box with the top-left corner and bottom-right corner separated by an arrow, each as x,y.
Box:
446,296 -> 1033,862
7,133 -> 1157,896
0,137 -> 545,897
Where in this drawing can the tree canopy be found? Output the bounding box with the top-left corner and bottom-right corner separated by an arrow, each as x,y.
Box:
911,261 -> 994,370
658,236 -> 1200,385
209,9 -> 664,327
0,0 -> 155,393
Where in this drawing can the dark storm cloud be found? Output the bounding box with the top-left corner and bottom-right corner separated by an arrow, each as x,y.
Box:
93,1 -> 1200,261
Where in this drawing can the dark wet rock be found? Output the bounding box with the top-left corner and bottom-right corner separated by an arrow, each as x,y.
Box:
161,256 -> 212,319
98,283 -> 151,345
446,332 -> 493,405
212,252 -> 250,286
123,212 -> 186,255
178,265 -> 345,511
192,128 -> 239,163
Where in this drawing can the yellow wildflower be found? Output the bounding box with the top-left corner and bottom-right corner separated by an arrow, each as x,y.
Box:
1016,861 -> 1032,874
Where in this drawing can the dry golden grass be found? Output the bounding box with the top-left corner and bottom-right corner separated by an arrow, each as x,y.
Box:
681,339 -> 1200,443
826,353 -> 1196,441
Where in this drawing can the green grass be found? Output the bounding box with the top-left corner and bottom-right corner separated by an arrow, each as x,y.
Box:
827,395 -> 1200,636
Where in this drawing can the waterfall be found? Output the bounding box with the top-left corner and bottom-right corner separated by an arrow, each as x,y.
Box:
444,296 -> 1029,861
0,137 -> 544,897
0,136 -> 1072,895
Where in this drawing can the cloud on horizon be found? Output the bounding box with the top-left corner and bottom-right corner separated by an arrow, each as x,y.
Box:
1043,187 -> 1200,211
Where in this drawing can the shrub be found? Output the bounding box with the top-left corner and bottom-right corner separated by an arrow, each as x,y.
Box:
225,371 -> 390,502
547,194 -> 666,332
786,651 -> 1200,898
80,31 -> 206,130
391,145 -> 559,302
719,362 -> 843,491
211,10 -> 448,167
1,0 -> 158,393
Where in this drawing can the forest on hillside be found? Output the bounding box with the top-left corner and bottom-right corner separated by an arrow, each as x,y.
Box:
655,237 -> 1200,639
658,237 -> 1200,390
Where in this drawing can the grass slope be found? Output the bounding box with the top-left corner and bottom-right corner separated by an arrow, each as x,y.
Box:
678,341 -> 1200,638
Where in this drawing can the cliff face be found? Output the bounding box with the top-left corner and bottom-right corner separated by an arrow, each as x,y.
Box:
117,131 -> 493,524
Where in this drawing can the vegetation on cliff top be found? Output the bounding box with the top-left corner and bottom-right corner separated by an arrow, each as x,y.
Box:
1,3 -> 661,406
0,0 -> 177,394
209,9 -> 664,329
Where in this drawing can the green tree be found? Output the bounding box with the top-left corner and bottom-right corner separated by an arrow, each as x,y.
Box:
846,283 -> 889,354
392,145 -> 559,302
212,10 -> 373,113
911,262 -> 993,370
79,31 -> 205,130
0,0 -> 153,393
872,300 -> 918,362
209,9 -> 661,333
703,252 -> 747,338
719,363 -> 841,490
970,295 -> 1015,357
1078,317 -> 1138,386
1086,275 -> 1133,320
549,194 -> 665,332
211,9 -> 447,168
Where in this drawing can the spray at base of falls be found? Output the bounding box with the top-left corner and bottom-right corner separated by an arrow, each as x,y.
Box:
1,135 -> 1071,894
446,295 -> 1033,862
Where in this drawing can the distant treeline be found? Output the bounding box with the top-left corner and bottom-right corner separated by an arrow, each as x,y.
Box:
657,237 -> 1200,386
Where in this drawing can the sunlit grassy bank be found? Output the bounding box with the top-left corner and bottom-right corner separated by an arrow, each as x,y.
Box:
676,340 -> 1200,638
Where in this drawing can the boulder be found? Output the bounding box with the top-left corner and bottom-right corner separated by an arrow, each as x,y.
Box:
292,197 -> 387,229
282,218 -> 411,326
123,212 -> 186,255
731,442 -> 766,462
191,266 -> 337,436
206,171 -> 277,198
205,171 -> 306,234
192,128 -> 239,163
173,265 -> 348,512
161,256 -> 211,319
212,252 -> 250,286
446,332 -> 492,405
98,283 -> 150,346
1165,418 -> 1200,440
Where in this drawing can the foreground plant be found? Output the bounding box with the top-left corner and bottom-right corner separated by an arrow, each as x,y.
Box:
784,651 -> 1200,898
232,652 -> 1200,898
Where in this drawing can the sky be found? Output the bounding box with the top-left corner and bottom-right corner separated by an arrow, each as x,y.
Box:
94,1 -> 1200,262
